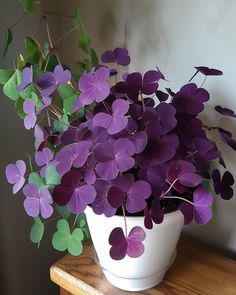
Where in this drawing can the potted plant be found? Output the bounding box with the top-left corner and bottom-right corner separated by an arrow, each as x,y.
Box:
2,2 -> 235,292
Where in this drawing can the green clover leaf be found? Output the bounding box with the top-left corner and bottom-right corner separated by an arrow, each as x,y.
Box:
77,213 -> 90,240
30,217 -> 44,247
52,219 -> 84,256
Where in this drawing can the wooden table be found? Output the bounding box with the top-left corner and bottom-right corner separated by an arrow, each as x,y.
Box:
50,238 -> 236,295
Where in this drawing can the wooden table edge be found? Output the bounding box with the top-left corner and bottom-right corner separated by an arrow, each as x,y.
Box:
50,264 -> 104,295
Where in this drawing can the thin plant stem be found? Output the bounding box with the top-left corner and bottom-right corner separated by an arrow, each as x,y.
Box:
160,195 -> 194,206
161,178 -> 179,196
54,26 -> 78,45
140,93 -> 145,112
45,18 -> 62,65
72,214 -> 79,230
43,53 -> 51,71
199,76 -> 207,88
27,154 -> 33,172
185,151 -> 198,159
9,10 -> 26,30
121,203 -> 128,237
32,18 -> 43,36
46,109 -> 51,127
45,11 -> 74,18
188,70 -> 198,82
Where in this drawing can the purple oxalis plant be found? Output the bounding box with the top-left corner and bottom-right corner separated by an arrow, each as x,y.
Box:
2,37 -> 236,260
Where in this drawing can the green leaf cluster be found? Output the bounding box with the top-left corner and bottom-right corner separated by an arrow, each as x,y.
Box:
52,219 -> 84,256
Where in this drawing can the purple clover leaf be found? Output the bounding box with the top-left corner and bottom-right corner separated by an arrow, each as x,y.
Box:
93,139 -> 136,180
73,67 -> 110,111
144,199 -> 164,229
146,164 -> 168,196
34,124 -> 48,150
215,105 -> 236,118
137,121 -> 179,167
193,138 -> 220,161
55,141 -> 90,175
212,169 -> 234,200
68,183 -> 96,214
195,66 -> 223,76
143,102 -> 177,134
53,168 -> 96,212
179,188 -> 213,225
18,66 -> 33,91
108,174 -> 151,213
109,226 -> 146,260
35,147 -> 55,177
101,48 -> 131,66
53,169 -> 81,206
167,160 -> 201,189
37,65 -> 71,97
23,99 -> 37,129
116,70 -> 161,101
92,180 -> 116,217
93,99 -> 129,134
23,183 -> 53,218
172,83 -> 209,115
155,90 -> 169,102
218,128 -> 236,151
5,160 -> 26,194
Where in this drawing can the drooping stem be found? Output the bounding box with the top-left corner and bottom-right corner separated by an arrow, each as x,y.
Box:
185,150 -> 198,159
54,26 -> 78,45
9,10 -> 26,29
46,109 -> 51,127
160,195 -> 194,206
45,18 -> 62,65
121,203 -> 128,237
72,214 -> 79,230
45,19 -> 53,48
45,11 -> 74,18
199,76 -> 207,88
140,93 -> 145,112
161,178 -> 179,196
188,70 -> 198,82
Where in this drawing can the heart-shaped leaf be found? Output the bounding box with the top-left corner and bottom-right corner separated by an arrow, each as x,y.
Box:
28,172 -> 45,188
52,219 -> 84,256
30,216 -> 44,246
3,70 -> 22,101
0,69 -> 14,84
25,36 -> 42,64
45,166 -> 61,188
78,34 -> 90,54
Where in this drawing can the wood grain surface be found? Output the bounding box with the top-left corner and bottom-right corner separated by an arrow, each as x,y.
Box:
50,238 -> 236,295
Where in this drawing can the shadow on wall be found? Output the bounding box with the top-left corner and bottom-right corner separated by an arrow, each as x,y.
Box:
60,0 -> 167,70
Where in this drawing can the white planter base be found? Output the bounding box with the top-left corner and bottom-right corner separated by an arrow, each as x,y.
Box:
102,250 -> 177,291
85,206 -> 184,292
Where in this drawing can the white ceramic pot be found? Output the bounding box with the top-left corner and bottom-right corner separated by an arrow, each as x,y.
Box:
85,206 -> 184,291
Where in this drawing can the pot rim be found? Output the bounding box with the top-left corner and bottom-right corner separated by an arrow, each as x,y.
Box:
85,206 -> 181,221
